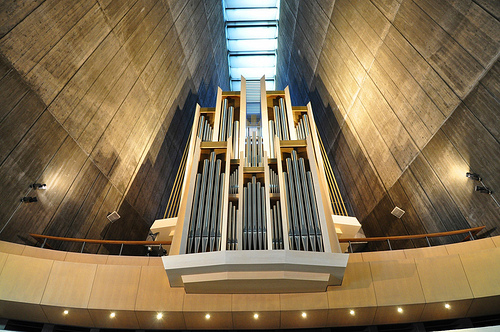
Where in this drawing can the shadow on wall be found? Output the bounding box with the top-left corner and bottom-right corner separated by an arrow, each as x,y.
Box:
122,80 -> 202,235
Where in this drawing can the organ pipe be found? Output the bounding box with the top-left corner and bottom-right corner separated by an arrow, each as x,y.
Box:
182,88 -> 338,256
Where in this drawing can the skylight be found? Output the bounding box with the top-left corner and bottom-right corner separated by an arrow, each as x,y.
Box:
223,0 -> 280,91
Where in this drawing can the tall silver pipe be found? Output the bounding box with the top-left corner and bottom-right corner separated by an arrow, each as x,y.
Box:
279,98 -> 289,140
257,182 -> 262,250
291,151 -> 308,251
283,174 -> 294,249
274,106 -> 281,140
306,171 -> 323,252
201,153 -> 216,252
187,174 -> 202,253
251,177 -> 257,249
233,205 -> 237,250
209,160 -> 221,251
220,99 -> 228,141
303,114 -> 310,137
227,106 -> 234,140
286,159 -> 301,250
243,186 -> 247,250
227,201 -> 233,250
299,158 -> 316,251
194,159 -> 209,253
261,186 -> 267,249
276,200 -> 283,249
215,173 -> 224,251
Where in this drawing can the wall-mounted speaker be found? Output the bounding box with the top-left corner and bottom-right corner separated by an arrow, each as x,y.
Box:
391,207 -> 405,218
107,211 -> 120,222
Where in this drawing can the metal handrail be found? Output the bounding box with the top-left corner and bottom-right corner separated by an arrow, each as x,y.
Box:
30,233 -> 171,256
339,226 -> 485,243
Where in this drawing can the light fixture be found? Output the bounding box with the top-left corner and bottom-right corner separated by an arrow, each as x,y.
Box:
475,186 -> 492,194
21,197 -> 37,203
63,310 -> 69,315
301,312 -> 307,318
349,309 -> 355,316
253,313 -> 259,319
30,183 -> 47,190
205,313 -> 211,319
110,312 -> 116,318
397,307 -> 403,313
445,303 -> 451,309
466,172 -> 481,181
157,312 -> 163,319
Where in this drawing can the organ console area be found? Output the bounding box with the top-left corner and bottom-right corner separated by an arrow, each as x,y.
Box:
151,77 -> 361,294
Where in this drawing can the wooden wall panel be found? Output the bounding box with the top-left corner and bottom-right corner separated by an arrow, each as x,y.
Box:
0,0 -> 229,247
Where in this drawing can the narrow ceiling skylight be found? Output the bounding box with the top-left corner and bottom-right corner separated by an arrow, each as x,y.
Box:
224,0 -> 280,91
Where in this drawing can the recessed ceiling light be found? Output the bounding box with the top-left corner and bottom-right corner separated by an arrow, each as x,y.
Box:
445,303 -> 451,309
349,309 -> 355,316
301,312 -> 307,318
397,307 -> 403,313
110,312 -> 116,318
157,312 -> 163,319
63,310 -> 69,315
205,313 -> 211,319
253,313 -> 259,319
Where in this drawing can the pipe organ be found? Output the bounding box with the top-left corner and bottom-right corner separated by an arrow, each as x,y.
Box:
160,78 -> 354,294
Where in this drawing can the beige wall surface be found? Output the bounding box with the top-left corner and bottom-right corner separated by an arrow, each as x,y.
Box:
0,237 -> 499,329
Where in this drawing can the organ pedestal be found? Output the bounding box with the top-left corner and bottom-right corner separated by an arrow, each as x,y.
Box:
153,77 -> 359,293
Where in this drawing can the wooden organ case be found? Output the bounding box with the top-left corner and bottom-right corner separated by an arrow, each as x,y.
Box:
156,78 -> 355,294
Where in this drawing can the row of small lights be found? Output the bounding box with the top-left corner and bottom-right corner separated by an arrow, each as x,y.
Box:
62,304 -> 453,319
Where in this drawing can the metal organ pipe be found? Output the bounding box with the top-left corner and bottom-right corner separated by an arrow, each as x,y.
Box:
209,160 -> 222,252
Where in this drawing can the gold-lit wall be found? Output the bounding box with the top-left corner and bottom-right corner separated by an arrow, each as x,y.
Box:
0,0 -> 229,250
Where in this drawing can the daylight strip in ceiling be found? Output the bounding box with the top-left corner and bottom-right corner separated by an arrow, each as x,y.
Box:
224,0 -> 279,91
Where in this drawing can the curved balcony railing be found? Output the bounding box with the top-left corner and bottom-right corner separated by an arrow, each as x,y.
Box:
30,226 -> 484,255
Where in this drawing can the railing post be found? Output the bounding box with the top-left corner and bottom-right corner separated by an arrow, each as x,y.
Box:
80,242 -> 86,253
41,238 -> 47,249
119,243 -> 124,256
469,231 -> 475,241
387,239 -> 392,251
425,236 -> 431,247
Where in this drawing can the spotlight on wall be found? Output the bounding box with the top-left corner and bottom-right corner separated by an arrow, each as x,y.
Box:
466,172 -> 481,181
475,186 -> 492,194
30,183 -> 47,190
21,197 -> 37,203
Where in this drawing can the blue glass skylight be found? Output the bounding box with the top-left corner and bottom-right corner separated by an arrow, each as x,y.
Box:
223,0 -> 280,91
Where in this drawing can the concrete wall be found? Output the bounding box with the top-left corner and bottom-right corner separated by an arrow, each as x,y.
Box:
277,0 -> 500,249
0,0 -> 229,252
